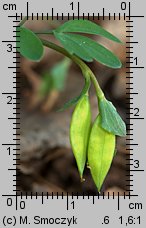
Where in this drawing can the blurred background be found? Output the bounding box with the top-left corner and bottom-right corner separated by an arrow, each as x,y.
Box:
17,17 -> 129,195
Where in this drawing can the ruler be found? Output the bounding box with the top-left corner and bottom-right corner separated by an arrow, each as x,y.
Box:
0,0 -> 145,227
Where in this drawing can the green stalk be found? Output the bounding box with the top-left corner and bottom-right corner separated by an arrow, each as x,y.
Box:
41,38 -> 105,100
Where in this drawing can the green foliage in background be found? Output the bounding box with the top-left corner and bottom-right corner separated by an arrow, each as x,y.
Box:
40,58 -> 71,96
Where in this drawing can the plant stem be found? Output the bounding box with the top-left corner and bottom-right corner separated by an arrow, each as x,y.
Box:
73,56 -> 105,100
19,16 -> 28,26
41,38 -> 105,100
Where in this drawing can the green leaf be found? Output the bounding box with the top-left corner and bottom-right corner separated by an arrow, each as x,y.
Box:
17,27 -> 44,61
58,72 -> 91,111
54,32 -> 122,68
88,115 -> 115,192
99,98 -> 126,136
58,95 -> 82,112
54,32 -> 92,62
50,58 -> 71,91
55,19 -> 122,43
40,58 -> 71,96
40,72 -> 53,96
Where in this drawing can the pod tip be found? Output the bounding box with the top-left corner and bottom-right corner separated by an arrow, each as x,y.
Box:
80,177 -> 85,183
87,165 -> 91,169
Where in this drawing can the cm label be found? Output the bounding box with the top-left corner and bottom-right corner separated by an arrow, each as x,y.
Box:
3,4 -> 16,11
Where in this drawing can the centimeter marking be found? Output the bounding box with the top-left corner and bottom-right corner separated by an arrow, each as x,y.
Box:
125,2 -> 145,195
7,1 -> 144,21
1,1 -> 144,211
2,191 -> 138,211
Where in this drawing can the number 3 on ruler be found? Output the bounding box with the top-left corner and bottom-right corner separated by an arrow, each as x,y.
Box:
7,44 -> 13,52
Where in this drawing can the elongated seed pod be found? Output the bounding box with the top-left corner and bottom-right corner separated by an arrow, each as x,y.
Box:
70,95 -> 91,178
88,115 -> 115,191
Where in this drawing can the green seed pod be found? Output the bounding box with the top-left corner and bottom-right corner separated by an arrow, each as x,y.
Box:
88,115 -> 115,191
70,94 -> 91,178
